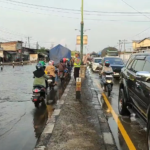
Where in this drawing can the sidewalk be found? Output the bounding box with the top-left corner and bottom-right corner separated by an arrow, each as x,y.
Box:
35,72 -> 117,150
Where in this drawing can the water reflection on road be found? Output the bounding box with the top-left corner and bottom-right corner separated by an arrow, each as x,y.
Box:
0,65 -> 68,150
90,69 -> 147,150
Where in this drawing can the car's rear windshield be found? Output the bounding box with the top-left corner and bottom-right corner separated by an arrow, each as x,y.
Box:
104,58 -> 124,65
94,59 -> 102,63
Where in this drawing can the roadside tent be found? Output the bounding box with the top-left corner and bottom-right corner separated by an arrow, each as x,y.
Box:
49,44 -> 71,64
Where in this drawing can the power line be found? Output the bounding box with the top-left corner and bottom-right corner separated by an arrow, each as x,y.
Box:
1,5 -> 150,23
121,0 -> 150,20
2,0 -> 150,15
1,1 -> 149,17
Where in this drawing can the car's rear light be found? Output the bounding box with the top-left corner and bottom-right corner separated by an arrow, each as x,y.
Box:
34,99 -> 37,101
34,89 -> 40,92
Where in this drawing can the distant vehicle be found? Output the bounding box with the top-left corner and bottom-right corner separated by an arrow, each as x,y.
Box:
118,53 -> 150,149
91,57 -> 102,72
100,57 -> 124,77
106,50 -> 119,57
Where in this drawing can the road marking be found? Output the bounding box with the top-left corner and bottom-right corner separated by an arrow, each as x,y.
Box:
102,93 -> 136,150
94,80 -> 136,150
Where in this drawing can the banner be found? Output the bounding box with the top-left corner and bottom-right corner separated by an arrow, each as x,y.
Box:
76,35 -> 88,45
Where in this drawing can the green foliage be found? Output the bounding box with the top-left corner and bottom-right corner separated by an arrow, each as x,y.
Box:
37,47 -> 47,53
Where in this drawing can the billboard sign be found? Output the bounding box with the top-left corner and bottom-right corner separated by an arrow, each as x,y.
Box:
76,35 -> 88,45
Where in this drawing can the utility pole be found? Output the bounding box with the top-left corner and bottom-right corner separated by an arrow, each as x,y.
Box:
123,40 -> 127,61
36,42 -> 39,50
80,0 -> 84,64
119,40 -> 121,57
118,40 -> 123,57
50,42 -> 54,49
27,37 -> 31,48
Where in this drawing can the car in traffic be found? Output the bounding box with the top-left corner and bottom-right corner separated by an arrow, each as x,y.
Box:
100,57 -> 124,77
118,53 -> 150,149
91,57 -> 102,72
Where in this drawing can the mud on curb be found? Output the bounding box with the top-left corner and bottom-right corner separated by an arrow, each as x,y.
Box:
34,76 -> 74,150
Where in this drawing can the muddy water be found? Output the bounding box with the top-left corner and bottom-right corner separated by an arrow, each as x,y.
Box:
89,69 -> 147,150
0,65 -> 68,150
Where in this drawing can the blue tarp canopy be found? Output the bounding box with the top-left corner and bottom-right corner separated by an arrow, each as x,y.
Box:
49,44 -> 71,64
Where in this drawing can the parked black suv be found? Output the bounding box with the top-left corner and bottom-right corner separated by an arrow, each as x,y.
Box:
118,53 -> 150,149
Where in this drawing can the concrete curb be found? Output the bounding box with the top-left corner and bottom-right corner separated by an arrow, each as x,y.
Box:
34,74 -> 74,150
87,67 -> 118,150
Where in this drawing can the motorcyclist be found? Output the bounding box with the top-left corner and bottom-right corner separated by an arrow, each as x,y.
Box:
66,59 -> 71,73
39,61 -> 46,70
101,60 -> 113,75
58,59 -> 66,77
51,60 -> 58,85
33,63 -> 50,89
45,61 -> 56,85
63,58 -> 69,77
101,60 -> 113,91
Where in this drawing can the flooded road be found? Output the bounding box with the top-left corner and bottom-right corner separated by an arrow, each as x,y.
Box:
0,65 -> 67,150
89,68 -> 147,150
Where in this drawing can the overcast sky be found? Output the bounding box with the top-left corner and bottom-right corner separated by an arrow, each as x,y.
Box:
0,0 -> 150,52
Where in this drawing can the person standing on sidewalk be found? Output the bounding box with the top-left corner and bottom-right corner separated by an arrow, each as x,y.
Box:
74,52 -> 81,81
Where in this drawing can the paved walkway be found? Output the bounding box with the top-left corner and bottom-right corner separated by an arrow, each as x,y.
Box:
46,74 -> 117,150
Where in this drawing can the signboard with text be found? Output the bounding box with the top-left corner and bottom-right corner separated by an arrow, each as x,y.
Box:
76,35 -> 88,45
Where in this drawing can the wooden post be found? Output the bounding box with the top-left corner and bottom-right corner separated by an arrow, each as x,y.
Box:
76,77 -> 81,100
12,61 -> 14,68
79,65 -> 87,78
1,61 -> 3,71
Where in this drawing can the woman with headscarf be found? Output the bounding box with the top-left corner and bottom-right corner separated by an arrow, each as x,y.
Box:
45,61 -> 56,85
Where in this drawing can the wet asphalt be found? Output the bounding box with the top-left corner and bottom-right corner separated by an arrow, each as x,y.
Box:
0,65 -> 67,150
89,69 -> 147,150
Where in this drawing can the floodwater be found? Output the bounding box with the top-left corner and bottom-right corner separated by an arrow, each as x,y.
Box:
0,65 -> 67,150
89,69 -> 147,150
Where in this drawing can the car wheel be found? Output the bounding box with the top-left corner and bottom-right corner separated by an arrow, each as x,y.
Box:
147,120 -> 150,150
118,88 -> 129,115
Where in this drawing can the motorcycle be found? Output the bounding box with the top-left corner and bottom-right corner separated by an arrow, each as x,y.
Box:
101,71 -> 113,97
59,71 -> 64,83
32,86 -> 46,108
59,69 -> 69,83
47,75 -> 55,89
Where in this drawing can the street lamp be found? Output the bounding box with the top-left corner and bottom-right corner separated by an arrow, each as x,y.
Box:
75,29 -> 90,34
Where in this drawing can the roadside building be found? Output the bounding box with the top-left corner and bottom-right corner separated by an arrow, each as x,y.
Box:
0,41 -> 23,62
132,37 -> 150,52
0,47 -> 3,62
22,47 -> 37,61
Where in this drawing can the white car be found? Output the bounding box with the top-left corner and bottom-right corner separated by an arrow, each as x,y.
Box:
91,57 -> 102,72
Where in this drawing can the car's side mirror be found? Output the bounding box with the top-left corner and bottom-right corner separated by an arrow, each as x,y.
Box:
136,71 -> 150,82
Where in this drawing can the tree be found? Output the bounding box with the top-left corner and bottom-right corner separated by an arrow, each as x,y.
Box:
37,47 -> 47,53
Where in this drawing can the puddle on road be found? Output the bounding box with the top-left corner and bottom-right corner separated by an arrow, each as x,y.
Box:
100,95 -> 147,150
0,65 -> 71,150
88,67 -> 148,150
